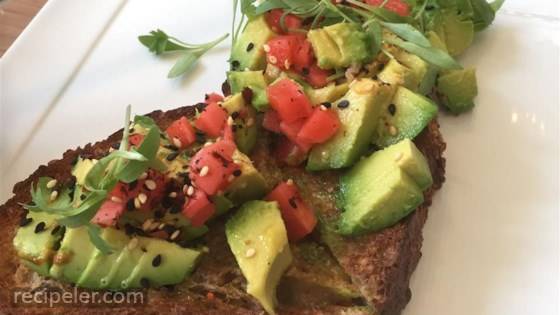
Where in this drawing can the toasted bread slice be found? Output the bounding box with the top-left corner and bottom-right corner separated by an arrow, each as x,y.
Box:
0,104 -> 445,315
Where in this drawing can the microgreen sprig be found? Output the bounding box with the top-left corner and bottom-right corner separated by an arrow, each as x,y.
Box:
139,29 -> 229,78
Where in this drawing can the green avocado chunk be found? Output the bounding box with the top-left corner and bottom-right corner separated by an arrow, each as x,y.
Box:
307,79 -> 394,171
230,15 -> 276,71
305,82 -> 349,105
392,48 -> 439,95
49,226 -> 96,283
308,22 -> 373,70
224,150 -> 267,205
227,71 -> 269,111
437,68 -> 478,114
375,86 -> 438,148
338,139 -> 432,235
226,201 -> 292,315
13,212 -> 63,276
221,93 -> 258,154
378,58 -> 419,91
430,10 -> 475,57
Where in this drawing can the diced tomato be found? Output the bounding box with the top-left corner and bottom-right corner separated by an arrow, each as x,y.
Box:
129,134 -> 145,147
265,9 -> 303,33
182,189 -> 216,227
91,200 -> 125,227
263,110 -> 282,134
292,38 -> 313,71
205,92 -> 224,104
266,182 -> 317,241
267,78 -> 313,123
189,139 -> 238,195
304,64 -> 331,88
364,0 -> 410,16
297,107 -> 340,144
166,116 -> 196,149
195,102 -> 228,138
222,124 -> 235,142
280,119 -> 312,152
267,35 -> 313,71
275,137 -> 309,166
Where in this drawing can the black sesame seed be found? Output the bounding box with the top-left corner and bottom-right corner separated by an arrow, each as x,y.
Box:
246,42 -> 254,52
163,225 -> 176,234
426,5 -> 435,10
124,223 -> 135,236
80,194 -> 86,201
163,284 -> 175,292
233,169 -> 242,177
126,199 -> 135,211
166,152 -> 179,161
140,278 -> 150,288
231,60 -> 240,70
111,142 -> 120,150
231,111 -> 240,120
164,144 -> 179,151
52,241 -> 61,251
19,217 -> 33,227
34,222 -> 46,234
222,80 -> 231,96
288,197 -> 298,209
337,100 -> 350,109
51,225 -> 61,235
162,196 -> 174,209
152,254 -> 162,267
169,204 -> 181,214
388,104 -> 396,116
129,180 -> 138,190
154,210 -> 164,219
301,67 -> 310,76
321,102 -> 332,109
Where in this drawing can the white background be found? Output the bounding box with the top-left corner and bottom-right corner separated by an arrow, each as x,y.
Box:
0,1 -> 558,314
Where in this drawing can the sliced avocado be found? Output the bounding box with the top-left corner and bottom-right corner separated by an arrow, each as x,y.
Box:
227,71 -> 269,111
50,226 -> 95,283
375,86 -> 438,148
435,10 -> 475,57
105,236 -> 147,289
225,150 -> 267,205
437,68 -> 478,114
392,48 -> 439,96
230,15 -> 276,71
308,22 -> 373,69
72,157 -> 95,186
212,194 -> 234,217
338,139 -> 432,235
305,82 -> 349,105
307,79 -> 394,171
13,212 -> 63,276
226,201 -> 292,315
124,236 -> 200,288
222,93 -> 258,154
378,58 -> 419,91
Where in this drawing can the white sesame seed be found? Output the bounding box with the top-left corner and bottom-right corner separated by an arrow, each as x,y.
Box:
149,222 -> 160,231
284,59 -> 291,69
172,137 -> 182,148
286,179 -> 294,186
138,193 -> 148,204
263,44 -> 271,52
187,186 -> 195,196
199,166 -> 209,177
142,219 -> 153,231
49,190 -> 58,201
144,180 -> 157,191
227,116 -> 234,126
46,179 -> 57,189
268,55 -> 277,64
320,105 -> 327,111
245,248 -> 256,258
170,230 -> 181,240
204,141 -> 213,147
111,196 -> 123,203
394,152 -> 403,162
233,159 -> 241,165
169,192 -> 177,198
158,223 -> 166,230
139,172 -> 148,180
246,118 -> 254,127
134,198 -> 142,209
127,238 -> 138,250
109,147 -> 115,152
389,125 -> 398,136
182,185 -> 189,194
228,175 -> 235,182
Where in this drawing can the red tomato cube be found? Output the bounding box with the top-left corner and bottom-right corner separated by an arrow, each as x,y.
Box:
91,200 -> 125,227
266,181 -> 317,241
189,140 -> 238,195
275,137 -> 309,166
128,134 -> 145,147
279,119 -> 312,152
182,189 -> 216,227
263,110 -> 282,134
297,107 -> 340,144
365,0 -> 410,16
304,64 -> 331,88
266,35 -> 298,70
267,78 -> 313,123
166,116 -> 196,149
292,37 -> 314,71
265,9 -> 303,33
205,92 -> 224,104
195,103 -> 228,138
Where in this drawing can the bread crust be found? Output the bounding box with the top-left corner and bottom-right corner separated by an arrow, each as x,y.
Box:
0,105 -> 445,315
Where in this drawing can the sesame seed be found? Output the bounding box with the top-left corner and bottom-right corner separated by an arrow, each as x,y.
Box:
140,278 -> 150,288
34,222 -> 46,234
138,193 -> 148,204
233,169 -> 242,177
337,100 -> 350,109
166,152 -> 179,161
170,230 -> 181,240
142,219 -> 153,231
127,238 -> 138,250
144,180 -> 157,191
231,60 -> 240,69
49,190 -> 59,201
388,104 -> 397,116
284,59 -> 291,69
268,55 -> 277,64
158,223 -> 166,230
46,179 -> 58,189
200,166 -> 209,177
263,44 -> 270,53
246,118 -> 254,127
246,42 -> 254,52
286,179 -> 294,186
389,125 -> 398,136
245,248 -> 256,258
19,217 -> 33,227
169,192 -> 177,198
320,105 -> 327,111
227,116 -> 234,126
139,172 -> 148,180
172,137 -> 182,149
134,198 -> 142,209
321,102 -> 332,109
152,254 -> 162,267
204,142 -> 213,147
289,197 -> 298,209
109,196 -> 122,204
394,152 -> 403,162
187,186 -> 195,196
182,185 -> 189,194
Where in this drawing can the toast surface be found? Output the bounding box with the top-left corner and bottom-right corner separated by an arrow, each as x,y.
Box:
0,104 -> 445,315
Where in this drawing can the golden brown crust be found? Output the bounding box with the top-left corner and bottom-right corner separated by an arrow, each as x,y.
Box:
0,105 -> 445,315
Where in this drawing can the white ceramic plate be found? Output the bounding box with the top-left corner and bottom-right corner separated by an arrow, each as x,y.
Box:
1,1 -> 558,314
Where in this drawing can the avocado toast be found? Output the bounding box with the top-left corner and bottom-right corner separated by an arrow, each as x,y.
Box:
1,0 -> 501,314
